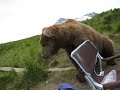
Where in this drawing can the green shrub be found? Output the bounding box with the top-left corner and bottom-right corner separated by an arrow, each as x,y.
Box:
14,60 -> 48,89
0,71 -> 17,89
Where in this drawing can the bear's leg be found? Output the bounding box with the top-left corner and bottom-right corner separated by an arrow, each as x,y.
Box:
69,57 -> 86,83
102,48 -> 116,66
102,39 -> 116,66
76,69 -> 86,83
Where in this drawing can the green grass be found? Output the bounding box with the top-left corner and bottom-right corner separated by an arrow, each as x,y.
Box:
83,8 -> 120,33
0,71 -> 17,89
0,35 -> 41,67
13,60 -> 47,90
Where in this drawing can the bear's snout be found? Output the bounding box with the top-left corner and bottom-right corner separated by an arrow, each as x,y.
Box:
41,54 -> 45,59
41,53 -> 51,59
41,54 -> 48,59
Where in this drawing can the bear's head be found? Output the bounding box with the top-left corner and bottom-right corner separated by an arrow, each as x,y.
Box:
40,26 -> 65,59
40,19 -> 78,59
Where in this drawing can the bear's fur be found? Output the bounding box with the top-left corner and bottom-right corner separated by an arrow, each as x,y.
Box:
40,19 -> 116,82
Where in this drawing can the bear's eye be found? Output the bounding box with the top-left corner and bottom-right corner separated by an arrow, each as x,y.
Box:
41,42 -> 45,46
40,39 -> 50,47
40,40 -> 45,46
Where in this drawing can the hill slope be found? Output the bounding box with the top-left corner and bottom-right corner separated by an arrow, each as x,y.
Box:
84,8 -> 120,33
0,35 -> 41,67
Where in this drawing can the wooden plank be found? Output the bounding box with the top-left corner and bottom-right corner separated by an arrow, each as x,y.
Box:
0,67 -> 75,73
0,67 -> 25,73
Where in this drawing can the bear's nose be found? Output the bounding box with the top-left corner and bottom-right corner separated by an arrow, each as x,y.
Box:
41,54 -> 44,58
41,54 -> 48,59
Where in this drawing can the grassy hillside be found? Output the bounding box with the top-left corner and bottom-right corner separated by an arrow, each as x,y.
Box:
0,35 -> 41,67
84,8 -> 120,33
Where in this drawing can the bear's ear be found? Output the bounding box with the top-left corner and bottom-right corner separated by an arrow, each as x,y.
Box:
42,27 -> 47,31
42,26 -> 60,39
42,28 -> 54,38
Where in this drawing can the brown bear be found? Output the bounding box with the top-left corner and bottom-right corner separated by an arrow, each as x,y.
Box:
40,19 -> 116,82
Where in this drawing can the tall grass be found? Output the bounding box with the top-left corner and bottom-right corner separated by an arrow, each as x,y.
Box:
14,60 -> 48,90
0,35 -> 41,67
0,71 -> 17,89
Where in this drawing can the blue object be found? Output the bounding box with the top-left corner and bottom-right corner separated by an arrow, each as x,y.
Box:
58,83 -> 80,90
